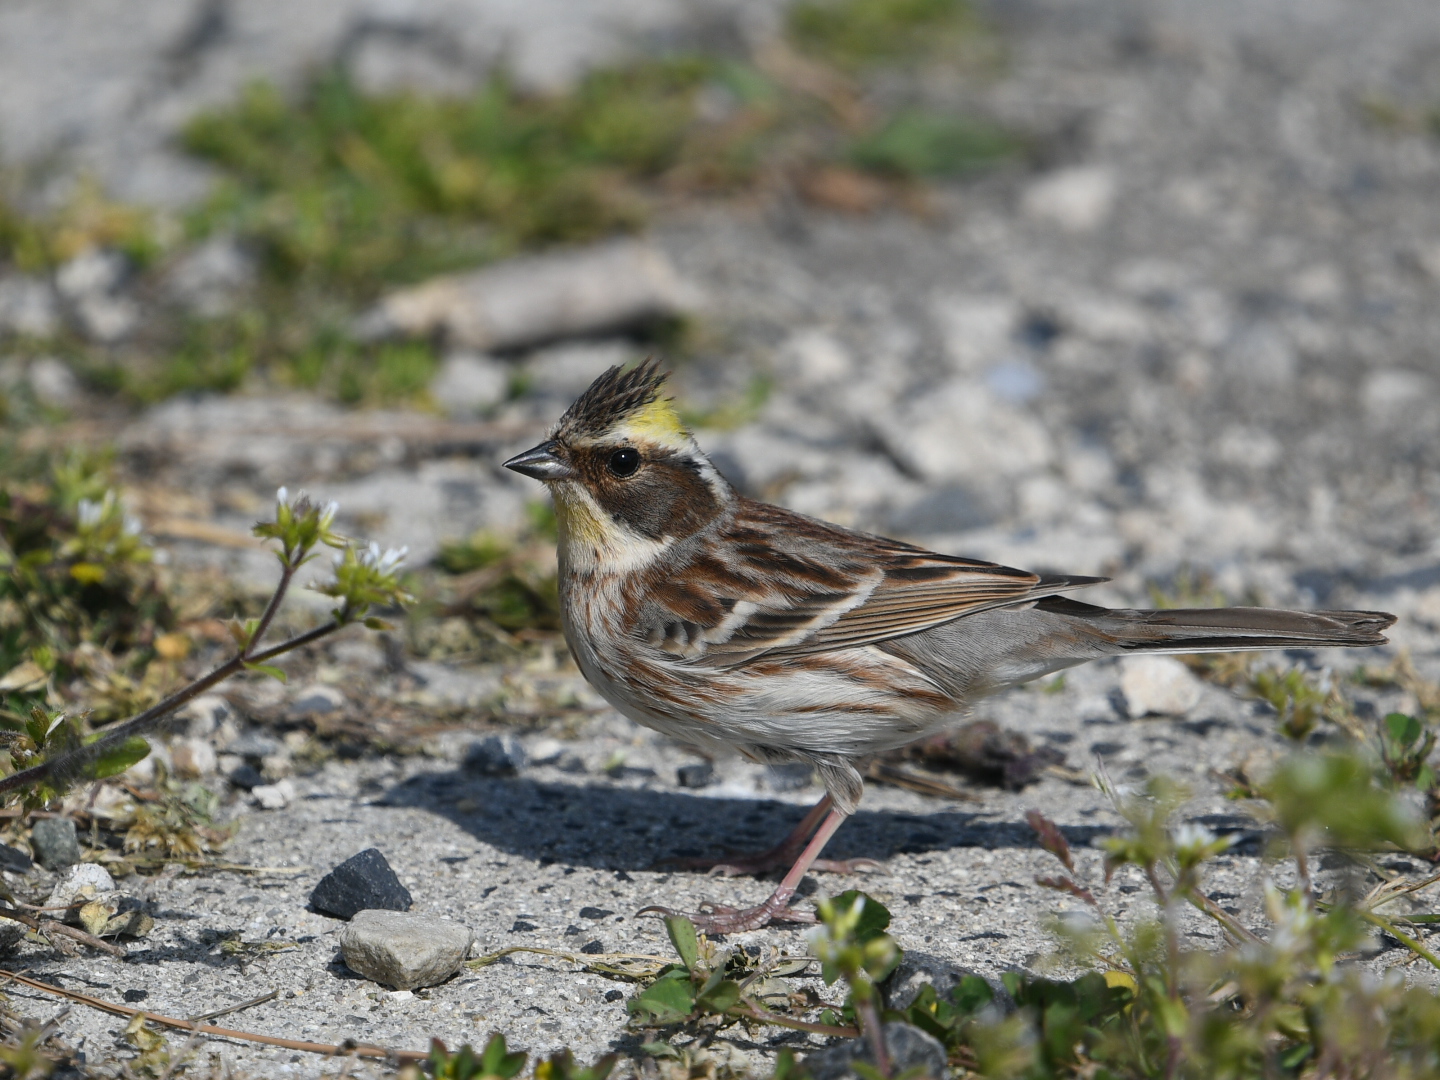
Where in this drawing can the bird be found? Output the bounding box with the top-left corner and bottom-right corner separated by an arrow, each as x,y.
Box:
503,359 -> 1395,933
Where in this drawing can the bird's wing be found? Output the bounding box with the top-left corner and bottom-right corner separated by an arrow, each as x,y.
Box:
636,501 -> 1104,667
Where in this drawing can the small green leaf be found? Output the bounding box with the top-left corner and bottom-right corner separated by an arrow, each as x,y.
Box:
832,890 -> 891,943
695,978 -> 742,1013
88,736 -> 151,779
363,616 -> 394,631
627,969 -> 697,1024
477,1032 -> 527,1078
952,973 -> 996,1014
665,914 -> 700,973
242,661 -> 288,683
640,1042 -> 681,1059
1387,712 -> 1422,748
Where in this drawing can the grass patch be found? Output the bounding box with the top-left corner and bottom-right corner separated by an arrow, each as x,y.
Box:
2,7 -> 1021,409
180,61 -> 756,297
787,0 -> 991,70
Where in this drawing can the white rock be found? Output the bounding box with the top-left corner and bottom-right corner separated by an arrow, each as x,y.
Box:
1120,656 -> 1203,718
522,340 -> 634,398
55,249 -> 126,300
931,295 -> 1018,372
873,378 -> 1054,485
27,356 -> 79,408
1022,166 -> 1117,232
777,329 -> 854,385
170,737 -> 218,779
176,694 -> 233,738
361,239 -> 700,350
164,235 -> 255,317
341,909 -> 475,990
430,352 -> 509,417
251,779 -> 295,810
289,683 -> 345,716
1363,369 -> 1433,425
45,863 -> 117,924
0,276 -> 59,337
1412,587 -> 1440,630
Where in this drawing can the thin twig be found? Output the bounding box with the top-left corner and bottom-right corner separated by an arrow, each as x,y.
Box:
0,905 -> 126,958
189,989 -> 279,1024
0,968 -> 427,1063
1360,911 -> 1440,971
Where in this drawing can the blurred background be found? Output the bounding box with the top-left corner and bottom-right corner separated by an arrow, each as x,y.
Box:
3,0 -> 1440,736
4,2 -> 1440,1066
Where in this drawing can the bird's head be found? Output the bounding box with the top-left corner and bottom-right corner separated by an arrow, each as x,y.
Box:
503,359 -> 733,568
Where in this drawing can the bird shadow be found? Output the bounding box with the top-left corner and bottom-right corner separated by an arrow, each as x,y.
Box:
376,768 -> 1112,873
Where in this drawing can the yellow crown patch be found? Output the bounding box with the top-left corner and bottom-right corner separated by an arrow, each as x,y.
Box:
618,396 -> 689,445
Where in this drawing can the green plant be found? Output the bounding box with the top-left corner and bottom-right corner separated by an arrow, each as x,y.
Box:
787,0 -> 988,70
848,110 -> 1019,178
0,487 -> 410,811
627,912 -> 859,1039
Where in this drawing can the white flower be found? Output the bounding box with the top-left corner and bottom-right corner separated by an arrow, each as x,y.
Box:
276,486 -> 289,506
320,500 -> 340,528
76,498 -> 103,528
361,542 -> 408,574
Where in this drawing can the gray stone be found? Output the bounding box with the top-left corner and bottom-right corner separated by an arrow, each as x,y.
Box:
44,862 -> 117,924
676,762 -> 714,788
872,378 -> 1053,485
176,694 -> 233,739
163,235 -> 255,316
1021,165 -> 1117,232
26,356 -> 79,408
226,732 -> 283,760
464,734 -> 527,776
251,779 -> 295,810
0,275 -> 59,337
30,817 -> 81,870
522,341 -> 636,400
1120,656 -> 1203,718
290,683 -> 346,717
431,352 -> 509,417
341,909 -> 474,990
359,240 -> 701,350
171,737 -> 218,778
804,1022 -> 947,1080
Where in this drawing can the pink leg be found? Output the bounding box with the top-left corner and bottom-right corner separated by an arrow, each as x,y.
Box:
640,807 -> 852,933
656,794 -> 878,878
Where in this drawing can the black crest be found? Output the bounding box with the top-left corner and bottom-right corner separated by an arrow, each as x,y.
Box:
555,358 -> 671,440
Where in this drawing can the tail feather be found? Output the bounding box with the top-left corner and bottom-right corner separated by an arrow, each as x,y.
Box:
1035,596 -> 1395,653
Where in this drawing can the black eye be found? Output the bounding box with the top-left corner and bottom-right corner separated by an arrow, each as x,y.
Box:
607,447 -> 641,477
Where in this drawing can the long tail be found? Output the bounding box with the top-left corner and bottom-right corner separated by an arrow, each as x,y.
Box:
1036,595 -> 1395,653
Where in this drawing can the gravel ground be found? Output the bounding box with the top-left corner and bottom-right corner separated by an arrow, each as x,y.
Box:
4,0 -> 1440,1075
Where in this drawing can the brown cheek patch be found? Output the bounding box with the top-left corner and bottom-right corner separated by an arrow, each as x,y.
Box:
583,451 -> 723,541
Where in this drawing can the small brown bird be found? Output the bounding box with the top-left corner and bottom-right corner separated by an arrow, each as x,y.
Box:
504,361 -> 1394,932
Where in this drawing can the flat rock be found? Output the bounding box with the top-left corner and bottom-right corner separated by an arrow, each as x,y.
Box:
45,863 -> 117,924
1120,656 -> 1204,718
171,737 -> 218,778
804,1022 -> 947,1080
30,817 -> 81,870
340,909 -> 474,990
361,239 -> 700,351
463,734 -> 527,776
310,848 -> 413,920
431,352 -> 509,417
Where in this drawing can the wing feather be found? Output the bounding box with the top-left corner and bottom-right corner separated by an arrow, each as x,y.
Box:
636,499 -> 1107,667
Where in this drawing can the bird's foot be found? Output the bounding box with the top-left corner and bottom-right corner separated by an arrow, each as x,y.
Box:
638,894 -> 817,934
